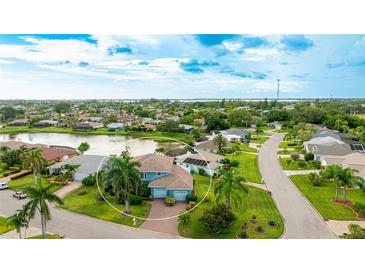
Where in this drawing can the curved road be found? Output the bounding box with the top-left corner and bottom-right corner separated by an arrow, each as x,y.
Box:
258,133 -> 336,239
0,190 -> 178,239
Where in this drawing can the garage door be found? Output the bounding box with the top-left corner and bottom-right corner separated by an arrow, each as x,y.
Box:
153,188 -> 167,198
173,190 -> 188,201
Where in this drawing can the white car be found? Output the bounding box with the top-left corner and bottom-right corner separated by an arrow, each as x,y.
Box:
0,182 -> 9,190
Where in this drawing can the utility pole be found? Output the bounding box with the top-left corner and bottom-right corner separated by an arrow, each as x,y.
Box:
276,79 -> 280,108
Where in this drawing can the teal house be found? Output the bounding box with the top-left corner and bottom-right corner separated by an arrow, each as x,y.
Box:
133,154 -> 193,201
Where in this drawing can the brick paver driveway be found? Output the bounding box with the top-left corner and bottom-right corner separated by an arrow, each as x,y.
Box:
140,200 -> 186,236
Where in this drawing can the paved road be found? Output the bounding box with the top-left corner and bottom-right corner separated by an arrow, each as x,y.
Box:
258,133 -> 337,239
0,190 -> 178,239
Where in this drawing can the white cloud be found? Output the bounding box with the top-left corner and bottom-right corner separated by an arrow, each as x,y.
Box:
0,58 -> 13,64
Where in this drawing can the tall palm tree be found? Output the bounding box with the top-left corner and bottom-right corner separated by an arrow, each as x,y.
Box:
23,183 -> 64,239
214,170 -> 248,210
58,164 -> 80,183
213,134 -> 227,154
7,208 -> 29,239
337,167 -> 364,202
320,165 -> 341,201
102,155 -> 142,214
22,148 -> 47,185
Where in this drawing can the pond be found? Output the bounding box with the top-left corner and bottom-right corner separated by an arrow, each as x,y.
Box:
0,133 -> 181,156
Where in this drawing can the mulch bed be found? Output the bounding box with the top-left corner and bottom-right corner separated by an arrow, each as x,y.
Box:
267,222 -> 278,228
331,199 -> 365,220
236,234 -> 250,239
254,227 -> 265,234
249,219 -> 258,224
241,224 -> 249,230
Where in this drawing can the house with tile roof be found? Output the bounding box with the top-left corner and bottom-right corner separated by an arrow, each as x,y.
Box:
176,151 -> 224,176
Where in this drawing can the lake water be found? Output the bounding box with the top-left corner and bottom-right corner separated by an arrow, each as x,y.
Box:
0,133 -> 180,156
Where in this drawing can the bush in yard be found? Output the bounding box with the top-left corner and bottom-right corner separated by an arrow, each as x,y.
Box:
290,153 -> 300,160
238,231 -> 248,239
304,152 -> 314,161
309,172 -> 322,186
199,204 -> 236,234
230,160 -> 239,167
138,183 -> 150,197
309,160 -> 321,169
286,158 -> 292,165
297,160 -> 307,169
353,202 -> 365,216
82,174 -> 96,186
178,212 -> 191,225
165,196 -> 176,206
268,220 -> 276,226
129,194 -> 144,205
185,194 -> 198,203
198,168 -> 206,176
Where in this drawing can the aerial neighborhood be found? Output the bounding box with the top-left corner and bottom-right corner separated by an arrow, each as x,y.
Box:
1,98 -> 365,239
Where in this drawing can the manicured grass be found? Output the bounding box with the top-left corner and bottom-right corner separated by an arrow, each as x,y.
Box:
60,185 -> 151,227
279,141 -> 302,149
227,152 -> 262,183
279,157 -> 320,170
290,174 -> 365,220
0,126 -> 187,142
250,135 -> 270,144
179,175 -> 284,239
355,114 -> 365,120
0,216 -> 14,235
27,234 -> 63,239
239,144 -> 257,153
8,174 -> 63,193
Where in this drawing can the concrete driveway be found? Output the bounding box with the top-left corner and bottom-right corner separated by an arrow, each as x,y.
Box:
258,133 -> 337,239
140,200 -> 186,236
0,189 -> 178,239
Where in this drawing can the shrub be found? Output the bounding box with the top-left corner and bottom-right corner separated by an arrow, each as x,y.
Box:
230,160 -> 239,167
138,183 -> 150,197
199,204 -> 236,234
129,194 -> 144,205
268,220 -> 276,226
198,168 -> 206,176
256,225 -> 264,233
186,201 -> 196,210
297,160 -> 306,168
165,196 -> 176,206
178,212 -> 191,225
82,174 -> 96,186
304,152 -> 314,161
77,190 -> 88,196
238,231 -> 248,239
309,160 -> 321,169
252,214 -> 257,220
185,194 -> 198,203
353,202 -> 365,216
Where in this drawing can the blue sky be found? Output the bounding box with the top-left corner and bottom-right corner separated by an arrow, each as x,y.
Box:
0,34 -> 365,99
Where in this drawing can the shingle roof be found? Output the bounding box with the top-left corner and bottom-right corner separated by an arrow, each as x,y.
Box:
195,139 -> 218,150
133,153 -> 174,172
148,165 -> 193,190
49,155 -> 108,174
308,143 -> 352,156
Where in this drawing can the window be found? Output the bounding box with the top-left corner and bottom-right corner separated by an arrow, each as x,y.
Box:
156,172 -> 162,176
140,173 -> 147,179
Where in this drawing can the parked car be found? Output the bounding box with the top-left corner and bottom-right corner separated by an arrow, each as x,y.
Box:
0,182 -> 9,190
12,191 -> 27,199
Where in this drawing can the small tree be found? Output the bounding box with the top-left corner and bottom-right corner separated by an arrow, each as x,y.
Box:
212,134 -> 227,154
154,147 -> 166,155
7,208 -> 29,239
304,152 -> 314,161
78,142 -> 90,154
178,212 -> 191,226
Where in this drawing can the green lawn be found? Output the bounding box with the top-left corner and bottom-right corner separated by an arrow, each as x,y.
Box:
0,216 -> 14,235
227,152 -> 262,183
279,157 -> 320,170
279,141 -> 302,149
60,185 -> 151,227
27,234 -> 63,239
8,174 -> 63,193
239,144 -> 258,153
179,175 -> 284,239
290,174 -> 365,220
250,135 -> 270,144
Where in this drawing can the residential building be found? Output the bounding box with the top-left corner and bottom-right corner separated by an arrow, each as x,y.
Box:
32,119 -> 58,127
219,128 -> 250,143
8,119 -> 28,126
106,122 -> 125,131
304,136 -> 345,152
194,139 -> 219,154
306,142 -> 352,161
176,151 -> 224,176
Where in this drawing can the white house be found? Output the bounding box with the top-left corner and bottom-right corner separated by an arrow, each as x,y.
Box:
304,136 -> 345,152
176,151 -> 224,176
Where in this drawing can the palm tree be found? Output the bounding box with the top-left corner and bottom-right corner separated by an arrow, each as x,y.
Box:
102,155 -> 142,214
154,147 -> 166,155
22,148 -> 47,185
58,164 -> 80,183
213,134 -> 227,154
320,165 -> 341,201
78,142 -> 90,154
337,167 -> 364,202
23,183 -> 64,239
7,208 -> 29,239
214,169 -> 248,210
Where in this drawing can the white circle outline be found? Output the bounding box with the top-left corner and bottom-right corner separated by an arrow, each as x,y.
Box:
95,136 -> 213,221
